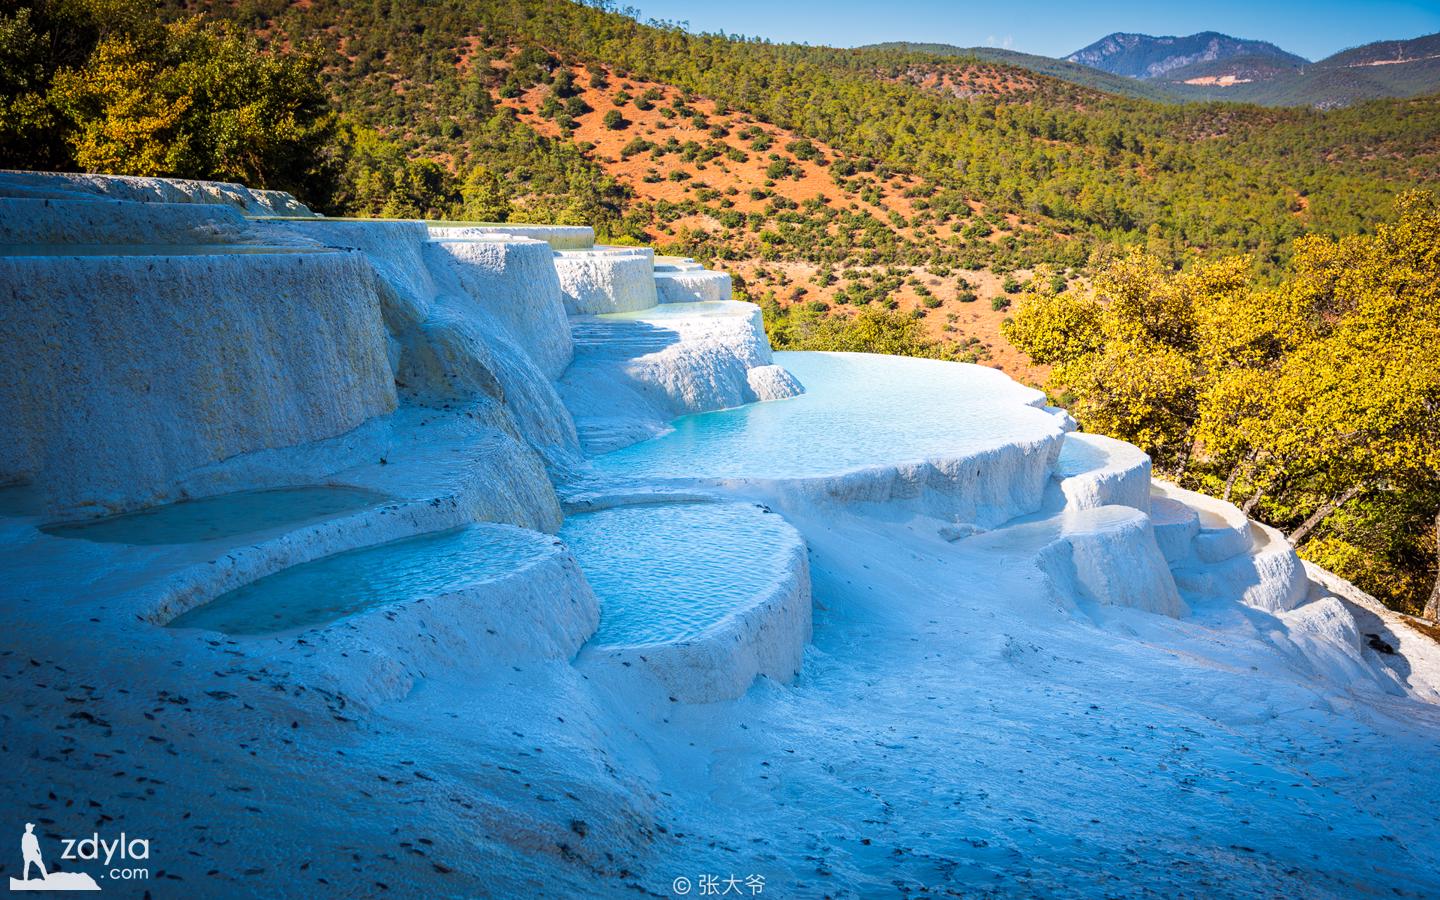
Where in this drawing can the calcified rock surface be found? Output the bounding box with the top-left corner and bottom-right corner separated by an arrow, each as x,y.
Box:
0,169 -> 316,216
1,173 -> 1438,898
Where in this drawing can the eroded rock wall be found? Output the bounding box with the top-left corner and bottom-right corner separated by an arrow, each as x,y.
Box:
1,250 -> 396,515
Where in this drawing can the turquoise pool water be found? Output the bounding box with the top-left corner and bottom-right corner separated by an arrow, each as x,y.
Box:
560,502 -> 797,646
1054,434 -> 1110,479
44,486 -> 388,545
590,351 -> 1057,481
167,525 -> 552,635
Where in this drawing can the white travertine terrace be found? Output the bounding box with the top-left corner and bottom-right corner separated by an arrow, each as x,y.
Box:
564,499 -> 812,703
434,237 -> 576,379
1050,431 -> 1154,511
553,246 -> 660,314
1,172 -> 1438,897
0,169 -> 315,216
560,301 -> 803,454
655,255 -> 734,303
1,243 -> 397,515
427,222 -> 596,249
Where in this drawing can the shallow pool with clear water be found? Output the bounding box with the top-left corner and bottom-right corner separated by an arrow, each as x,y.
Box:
167,525 -> 553,635
590,351 -> 1059,481
43,486 -> 388,546
1054,433 -> 1111,479
560,502 -> 798,647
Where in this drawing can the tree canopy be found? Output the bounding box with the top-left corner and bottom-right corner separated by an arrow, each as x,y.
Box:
1,0 -> 338,200
1006,192 -> 1440,617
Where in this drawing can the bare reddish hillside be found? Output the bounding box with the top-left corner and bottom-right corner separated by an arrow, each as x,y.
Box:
502,68 -> 930,229
497,64 -> 1052,384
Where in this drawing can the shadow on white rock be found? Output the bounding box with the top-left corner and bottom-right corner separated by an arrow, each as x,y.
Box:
999,505 -> 1188,617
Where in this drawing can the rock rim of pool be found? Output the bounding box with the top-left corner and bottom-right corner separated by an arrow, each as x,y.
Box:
564,500 -> 812,704
162,522 -> 600,707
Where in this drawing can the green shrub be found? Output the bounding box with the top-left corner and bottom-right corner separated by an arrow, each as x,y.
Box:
620,137 -> 652,158
786,138 -> 821,161
765,158 -> 793,180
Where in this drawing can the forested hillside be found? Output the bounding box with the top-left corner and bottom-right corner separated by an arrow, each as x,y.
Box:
860,42 -> 1182,101
884,33 -> 1440,108
179,0 -> 1440,365
226,0 -> 1439,243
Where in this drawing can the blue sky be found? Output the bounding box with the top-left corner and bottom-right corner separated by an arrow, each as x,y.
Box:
623,0 -> 1440,61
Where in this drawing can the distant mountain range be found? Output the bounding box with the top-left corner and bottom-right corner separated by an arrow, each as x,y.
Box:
865,43 -> 1182,101
865,31 -> 1440,108
1066,32 -> 1305,80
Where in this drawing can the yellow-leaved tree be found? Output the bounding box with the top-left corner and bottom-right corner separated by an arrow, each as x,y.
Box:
1005,192 -> 1440,620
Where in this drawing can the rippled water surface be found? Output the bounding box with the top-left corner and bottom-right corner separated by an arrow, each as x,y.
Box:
167,525 -> 551,635
561,502 -> 797,646
592,351 -> 1055,481
44,486 -> 389,545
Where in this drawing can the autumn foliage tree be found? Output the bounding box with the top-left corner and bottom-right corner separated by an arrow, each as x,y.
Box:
1005,192 -> 1440,618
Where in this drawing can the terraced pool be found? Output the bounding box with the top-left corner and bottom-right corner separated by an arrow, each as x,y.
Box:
167,524 -> 554,635
560,502 -> 800,646
44,486 -> 388,545
591,351 -> 1060,481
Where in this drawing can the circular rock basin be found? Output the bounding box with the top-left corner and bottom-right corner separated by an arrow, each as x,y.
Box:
561,502 -> 801,647
1054,432 -> 1111,477
43,486 -> 388,545
591,351 -> 1060,481
167,524 -> 555,636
